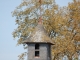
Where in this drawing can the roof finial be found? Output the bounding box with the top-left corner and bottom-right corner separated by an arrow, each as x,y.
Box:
38,0 -> 42,24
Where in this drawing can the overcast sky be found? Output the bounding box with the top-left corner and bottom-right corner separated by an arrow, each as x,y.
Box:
0,0 -> 73,60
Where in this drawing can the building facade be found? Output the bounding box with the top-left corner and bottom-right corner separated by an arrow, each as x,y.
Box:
23,24 -> 54,60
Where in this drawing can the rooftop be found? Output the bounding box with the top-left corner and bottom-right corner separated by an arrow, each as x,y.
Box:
23,24 -> 54,45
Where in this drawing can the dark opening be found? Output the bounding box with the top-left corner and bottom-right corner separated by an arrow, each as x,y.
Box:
35,51 -> 39,57
35,44 -> 40,57
35,44 -> 39,49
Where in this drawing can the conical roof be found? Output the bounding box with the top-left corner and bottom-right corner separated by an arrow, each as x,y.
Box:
23,24 -> 54,45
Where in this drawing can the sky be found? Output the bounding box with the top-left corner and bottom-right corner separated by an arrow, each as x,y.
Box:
0,0 -> 73,60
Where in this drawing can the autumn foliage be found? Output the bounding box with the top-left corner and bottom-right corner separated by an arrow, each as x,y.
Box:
12,0 -> 80,60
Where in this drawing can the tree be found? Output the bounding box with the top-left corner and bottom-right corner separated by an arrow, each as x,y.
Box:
52,0 -> 80,59
68,0 -> 80,42
12,0 -> 80,60
12,0 -> 59,60
67,0 -> 80,59
51,7 -> 76,60
12,0 -> 58,45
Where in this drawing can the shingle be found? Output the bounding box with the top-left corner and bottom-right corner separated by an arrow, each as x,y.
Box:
23,24 -> 54,45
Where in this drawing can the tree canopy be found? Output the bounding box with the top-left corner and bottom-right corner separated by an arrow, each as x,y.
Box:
12,0 -> 80,60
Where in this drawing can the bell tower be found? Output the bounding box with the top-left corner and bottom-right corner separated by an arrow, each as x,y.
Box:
23,0 -> 54,60
23,24 -> 54,60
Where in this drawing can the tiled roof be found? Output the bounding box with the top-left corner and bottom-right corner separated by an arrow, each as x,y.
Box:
23,24 -> 54,45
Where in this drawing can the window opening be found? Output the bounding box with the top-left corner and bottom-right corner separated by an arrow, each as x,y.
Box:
35,44 -> 39,49
35,51 -> 39,57
35,44 -> 40,57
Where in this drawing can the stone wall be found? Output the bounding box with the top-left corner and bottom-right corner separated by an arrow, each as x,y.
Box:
28,43 -> 51,60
